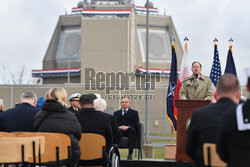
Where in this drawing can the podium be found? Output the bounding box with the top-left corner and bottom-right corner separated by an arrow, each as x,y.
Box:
175,99 -> 210,162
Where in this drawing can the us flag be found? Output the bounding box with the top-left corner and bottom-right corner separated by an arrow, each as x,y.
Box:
210,44 -> 222,86
210,44 -> 222,101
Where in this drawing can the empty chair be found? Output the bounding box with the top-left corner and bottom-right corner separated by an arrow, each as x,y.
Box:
0,136 -> 44,166
203,143 -> 226,167
17,132 -> 71,166
0,132 -> 16,137
79,133 -> 119,167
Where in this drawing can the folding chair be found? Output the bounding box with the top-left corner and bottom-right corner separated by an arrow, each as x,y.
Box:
0,136 -> 44,166
203,143 -> 226,167
17,132 -> 71,167
118,121 -> 144,159
79,133 -> 120,167
0,132 -> 16,137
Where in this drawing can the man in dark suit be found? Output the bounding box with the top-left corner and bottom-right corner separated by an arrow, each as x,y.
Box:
75,94 -> 113,150
185,74 -> 241,166
94,98 -> 121,145
0,92 -> 39,132
217,68 -> 250,166
114,97 -> 139,160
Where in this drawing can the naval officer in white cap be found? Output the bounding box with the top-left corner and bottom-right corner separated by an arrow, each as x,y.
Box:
68,93 -> 81,113
217,68 -> 250,166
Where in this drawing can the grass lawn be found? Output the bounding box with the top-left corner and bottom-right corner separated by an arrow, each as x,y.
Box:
119,133 -> 176,159
119,146 -> 165,159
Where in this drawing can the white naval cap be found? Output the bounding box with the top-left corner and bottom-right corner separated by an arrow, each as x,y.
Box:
94,93 -> 101,99
245,68 -> 250,78
68,93 -> 81,102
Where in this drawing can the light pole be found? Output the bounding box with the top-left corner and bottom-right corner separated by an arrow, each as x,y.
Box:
145,0 -> 150,144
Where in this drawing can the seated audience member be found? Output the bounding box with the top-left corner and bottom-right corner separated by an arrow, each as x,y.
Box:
75,94 -> 113,150
36,96 -> 45,110
217,68 -> 250,166
0,92 -> 39,132
114,97 -> 139,160
185,74 -> 240,166
33,88 -> 82,167
68,93 -> 81,113
0,97 -> 3,113
94,98 -> 121,144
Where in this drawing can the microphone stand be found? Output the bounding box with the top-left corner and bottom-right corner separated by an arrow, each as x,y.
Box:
176,74 -> 198,99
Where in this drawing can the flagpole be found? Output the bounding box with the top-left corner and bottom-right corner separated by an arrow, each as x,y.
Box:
145,0 -> 150,144
171,126 -> 173,144
171,38 -> 175,145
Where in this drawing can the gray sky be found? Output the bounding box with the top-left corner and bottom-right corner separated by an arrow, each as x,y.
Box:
0,0 -> 249,85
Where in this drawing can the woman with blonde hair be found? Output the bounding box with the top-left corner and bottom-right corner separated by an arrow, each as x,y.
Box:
33,88 -> 81,167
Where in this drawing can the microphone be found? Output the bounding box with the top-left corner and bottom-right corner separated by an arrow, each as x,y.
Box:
191,74 -> 198,80
176,74 -> 198,99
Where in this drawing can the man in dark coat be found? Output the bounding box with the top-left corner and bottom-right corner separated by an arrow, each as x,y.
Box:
114,97 -> 139,160
75,94 -> 113,150
94,98 -> 121,145
0,92 -> 39,132
217,69 -> 250,166
185,74 -> 241,167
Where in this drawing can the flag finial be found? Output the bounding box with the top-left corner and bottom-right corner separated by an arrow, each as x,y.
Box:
229,37 -> 233,45
172,38 -> 175,44
213,38 -> 218,44
184,37 -> 189,43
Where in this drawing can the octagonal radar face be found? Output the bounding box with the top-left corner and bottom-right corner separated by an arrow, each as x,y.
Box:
63,33 -> 81,57
56,29 -> 81,64
137,29 -> 171,64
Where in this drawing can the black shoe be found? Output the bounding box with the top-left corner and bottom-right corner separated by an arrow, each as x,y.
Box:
127,154 -> 133,160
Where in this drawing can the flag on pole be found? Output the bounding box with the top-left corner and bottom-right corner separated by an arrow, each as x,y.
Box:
209,44 -> 222,102
167,44 -> 178,131
171,42 -> 190,131
224,45 -> 237,76
178,43 -> 190,83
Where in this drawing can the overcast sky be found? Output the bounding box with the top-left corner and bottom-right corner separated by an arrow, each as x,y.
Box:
0,0 -> 249,85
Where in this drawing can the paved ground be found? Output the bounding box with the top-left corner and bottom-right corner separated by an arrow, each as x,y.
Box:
149,135 -> 176,147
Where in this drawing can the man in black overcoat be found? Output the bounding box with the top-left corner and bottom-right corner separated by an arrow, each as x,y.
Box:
75,94 -> 113,150
185,74 -> 241,166
0,92 -> 39,132
217,69 -> 250,166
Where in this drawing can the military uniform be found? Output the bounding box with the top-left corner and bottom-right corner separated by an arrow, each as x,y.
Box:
179,74 -> 214,100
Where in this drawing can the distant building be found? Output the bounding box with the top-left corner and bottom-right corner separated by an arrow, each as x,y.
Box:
32,0 -> 183,84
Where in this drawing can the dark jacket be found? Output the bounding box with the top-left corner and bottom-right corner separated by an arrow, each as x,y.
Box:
217,99 -> 250,167
185,98 -> 237,167
0,103 -> 38,132
68,106 -> 80,114
104,113 -> 121,144
33,99 -> 82,164
114,108 -> 139,133
75,108 -> 113,149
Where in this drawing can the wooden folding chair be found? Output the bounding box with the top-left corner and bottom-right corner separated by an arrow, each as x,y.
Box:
0,132 -> 16,137
0,136 -> 43,166
50,133 -> 71,165
17,132 -> 71,167
203,143 -> 227,167
79,133 -> 107,167
11,132 -> 27,136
